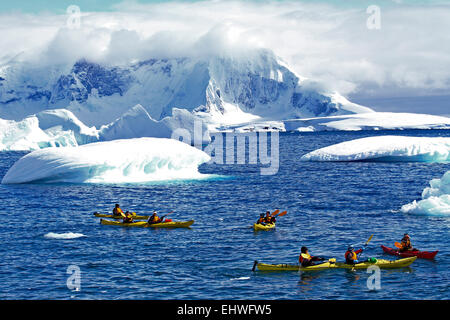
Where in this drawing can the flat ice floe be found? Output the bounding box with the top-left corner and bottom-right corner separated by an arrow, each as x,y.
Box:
1,138 -> 211,184
401,171 -> 450,216
300,136 -> 450,162
44,232 -> 86,239
284,112 -> 450,131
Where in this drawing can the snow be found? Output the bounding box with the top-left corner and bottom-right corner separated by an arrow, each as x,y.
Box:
99,104 -> 171,140
0,105 -> 211,151
0,115 -> 80,151
1,138 -> 211,184
0,49 -> 376,129
34,109 -> 98,145
300,136 -> 450,162
284,112 -> 450,131
401,171 -> 450,216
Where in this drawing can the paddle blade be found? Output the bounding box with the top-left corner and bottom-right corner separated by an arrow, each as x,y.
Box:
271,209 -> 280,216
394,242 -> 402,249
365,234 -> 374,246
277,211 -> 287,217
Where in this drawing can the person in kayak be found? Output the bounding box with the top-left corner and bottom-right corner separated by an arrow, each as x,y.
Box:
256,213 -> 266,225
263,211 -> 275,224
122,211 -> 134,223
299,246 -> 325,267
148,211 -> 164,224
399,233 -> 416,252
112,204 -> 124,217
345,245 -> 363,265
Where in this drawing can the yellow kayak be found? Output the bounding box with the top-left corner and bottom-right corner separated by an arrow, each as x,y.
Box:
253,257 -> 417,271
94,213 -> 150,220
253,223 -> 275,231
100,219 -> 194,228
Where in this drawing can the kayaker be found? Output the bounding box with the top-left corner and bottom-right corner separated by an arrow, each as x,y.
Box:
399,233 -> 416,252
345,245 -> 363,265
112,204 -> 124,217
263,211 -> 274,224
256,213 -> 266,225
122,211 -> 134,223
148,211 -> 163,224
299,246 -> 325,267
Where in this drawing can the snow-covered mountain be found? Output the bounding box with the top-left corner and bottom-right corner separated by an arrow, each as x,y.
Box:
0,49 -> 373,128
1,48 -> 449,151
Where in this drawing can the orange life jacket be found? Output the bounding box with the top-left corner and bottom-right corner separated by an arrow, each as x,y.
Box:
299,253 -> 311,264
401,238 -> 411,249
113,207 -> 124,216
150,215 -> 161,223
345,250 -> 357,261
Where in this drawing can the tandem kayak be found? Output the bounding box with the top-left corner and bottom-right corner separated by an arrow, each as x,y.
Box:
94,213 -> 150,220
253,223 -> 275,231
100,219 -> 194,228
253,257 -> 417,271
381,245 -> 438,260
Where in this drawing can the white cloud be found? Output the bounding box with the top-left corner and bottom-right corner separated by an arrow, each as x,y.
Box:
0,0 -> 449,99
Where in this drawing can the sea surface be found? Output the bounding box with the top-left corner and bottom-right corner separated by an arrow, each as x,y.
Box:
0,130 -> 449,300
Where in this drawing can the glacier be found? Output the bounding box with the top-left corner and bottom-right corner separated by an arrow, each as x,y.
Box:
300,136 -> 450,162
401,171 -> 450,216
1,138 -> 211,184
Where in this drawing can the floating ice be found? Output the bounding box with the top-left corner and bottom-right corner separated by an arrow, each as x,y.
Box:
0,109 -> 98,151
401,171 -> 450,216
284,112 -> 450,132
44,232 -> 86,239
300,136 -> 450,162
99,105 -> 210,144
1,138 -> 211,184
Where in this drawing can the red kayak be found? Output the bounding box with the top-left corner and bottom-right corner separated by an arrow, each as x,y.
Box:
381,245 -> 438,260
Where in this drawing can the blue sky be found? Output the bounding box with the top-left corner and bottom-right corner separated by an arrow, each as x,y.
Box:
0,0 -> 444,14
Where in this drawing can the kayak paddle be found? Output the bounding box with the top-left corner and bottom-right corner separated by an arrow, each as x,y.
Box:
271,209 -> 280,216
394,242 -> 402,249
161,210 -> 175,219
358,234 -> 373,257
353,235 -> 374,271
277,211 -> 287,217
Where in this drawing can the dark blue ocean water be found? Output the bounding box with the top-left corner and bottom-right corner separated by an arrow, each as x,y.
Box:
0,130 -> 449,300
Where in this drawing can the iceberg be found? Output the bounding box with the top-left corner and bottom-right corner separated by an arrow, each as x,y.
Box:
401,171 -> 450,216
300,136 -> 450,162
284,112 -> 450,132
0,115 -> 80,151
99,105 -> 211,144
0,109 -> 99,151
1,138 -> 211,184
0,106 -> 210,151
44,232 -> 86,239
